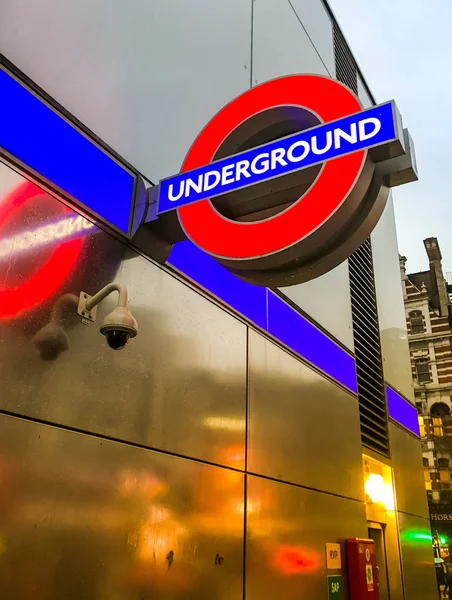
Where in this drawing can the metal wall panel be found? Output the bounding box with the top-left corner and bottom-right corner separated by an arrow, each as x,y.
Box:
371,195 -> 415,401
389,423 -> 429,519
0,167 -> 247,468
384,511 -> 405,600
248,330 -> 364,501
0,0 -> 252,180
358,75 -> 374,108
0,413 -> 244,600
279,260 -> 354,351
246,474 -> 367,600
288,0 -> 335,75
252,0 -> 330,84
398,513 -> 438,600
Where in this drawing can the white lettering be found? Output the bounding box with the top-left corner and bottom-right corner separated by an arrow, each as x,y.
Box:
333,123 -> 358,149
204,170 -> 221,192
67,216 -> 85,235
287,140 -> 310,163
53,220 -> 69,238
221,164 -> 235,185
0,239 -> 10,258
185,174 -> 204,197
235,160 -> 251,181
311,131 -> 333,155
358,117 -> 381,141
15,232 -> 32,251
250,153 -> 270,175
83,219 -> 95,231
271,148 -> 288,170
168,180 -> 185,202
0,216 -> 97,262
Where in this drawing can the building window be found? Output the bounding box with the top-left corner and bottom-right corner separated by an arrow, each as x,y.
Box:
423,457 -> 429,467
433,417 -> 444,437
409,310 -> 425,334
431,472 -> 440,482
440,470 -> 451,483
419,416 -> 426,437
438,458 -> 450,469
415,359 -> 431,383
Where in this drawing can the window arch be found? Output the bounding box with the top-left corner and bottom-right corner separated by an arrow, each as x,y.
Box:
431,402 -> 451,417
409,310 -> 425,334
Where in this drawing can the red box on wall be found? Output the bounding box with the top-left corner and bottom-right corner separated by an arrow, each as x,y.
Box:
346,538 -> 380,600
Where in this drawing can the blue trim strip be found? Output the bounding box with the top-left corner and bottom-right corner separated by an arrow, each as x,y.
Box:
0,66 -> 135,234
386,386 -> 420,436
168,242 -> 357,393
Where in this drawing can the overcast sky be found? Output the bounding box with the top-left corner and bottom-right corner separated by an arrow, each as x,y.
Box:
328,0 -> 452,275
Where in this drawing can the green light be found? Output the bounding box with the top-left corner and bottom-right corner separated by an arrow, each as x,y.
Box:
402,531 -> 433,542
440,536 -> 448,545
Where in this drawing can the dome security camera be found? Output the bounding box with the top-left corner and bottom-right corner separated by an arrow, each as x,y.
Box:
78,283 -> 138,350
100,306 -> 138,350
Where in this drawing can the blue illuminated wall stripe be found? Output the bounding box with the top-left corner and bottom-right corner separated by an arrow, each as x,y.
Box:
168,241 -> 358,393
0,67 -> 135,234
386,385 -> 420,436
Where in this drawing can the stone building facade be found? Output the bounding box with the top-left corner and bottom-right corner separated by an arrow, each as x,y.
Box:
402,238 -> 452,547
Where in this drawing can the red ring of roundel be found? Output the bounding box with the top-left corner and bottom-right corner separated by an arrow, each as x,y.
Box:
177,74 -> 365,261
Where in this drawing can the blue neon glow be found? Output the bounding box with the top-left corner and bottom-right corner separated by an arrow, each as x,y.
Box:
386,386 -> 420,436
167,243 -> 358,394
158,102 -> 396,214
0,67 -> 135,234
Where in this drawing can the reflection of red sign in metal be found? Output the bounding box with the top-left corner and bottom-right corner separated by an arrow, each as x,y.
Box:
272,544 -> 319,575
0,181 -> 85,320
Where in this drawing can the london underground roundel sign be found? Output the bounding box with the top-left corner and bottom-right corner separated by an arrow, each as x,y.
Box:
151,74 -> 417,286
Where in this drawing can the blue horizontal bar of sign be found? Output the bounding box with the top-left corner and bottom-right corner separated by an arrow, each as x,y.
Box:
0,67 -> 135,234
386,386 -> 420,436
158,102 -> 396,214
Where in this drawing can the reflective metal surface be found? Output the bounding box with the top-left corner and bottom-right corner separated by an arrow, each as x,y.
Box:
0,413 -> 245,599
248,330 -> 364,500
246,474 -> 367,600
371,196 -> 415,400
398,513 -> 437,600
252,0 -> 329,85
0,0 -> 252,180
289,0 -> 335,74
279,260 -> 355,351
358,76 -> 374,108
0,165 -> 247,469
384,510 -> 404,600
389,423 -> 429,518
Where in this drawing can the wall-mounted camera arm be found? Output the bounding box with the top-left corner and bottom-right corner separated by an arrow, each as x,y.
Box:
85,283 -> 128,312
78,283 -> 138,350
